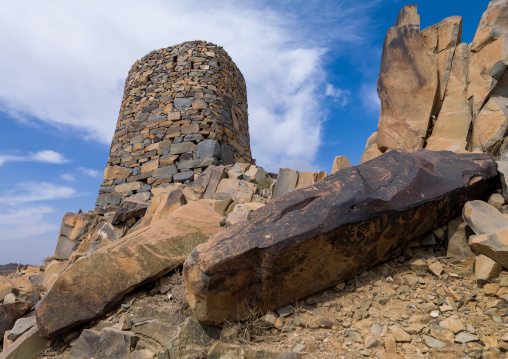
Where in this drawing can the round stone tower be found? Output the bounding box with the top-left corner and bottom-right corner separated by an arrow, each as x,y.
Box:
96,41 -> 252,208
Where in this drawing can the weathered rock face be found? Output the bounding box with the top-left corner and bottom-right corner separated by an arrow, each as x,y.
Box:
361,1 -> 508,161
376,5 -> 438,152
183,150 -> 498,325
36,200 -> 224,338
53,212 -> 101,260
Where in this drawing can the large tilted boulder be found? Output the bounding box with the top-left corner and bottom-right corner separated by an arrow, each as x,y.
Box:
376,5 -> 438,152
35,200 -> 224,338
183,150 -> 498,325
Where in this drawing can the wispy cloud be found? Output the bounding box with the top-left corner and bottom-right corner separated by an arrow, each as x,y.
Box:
0,150 -> 68,166
61,173 -> 75,181
0,0 -> 380,171
325,84 -> 351,107
0,182 -> 77,204
0,206 -> 58,242
77,167 -> 100,178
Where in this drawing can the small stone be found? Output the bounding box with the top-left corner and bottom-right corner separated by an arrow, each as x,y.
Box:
423,335 -> 446,348
390,326 -> 411,342
364,335 -> 379,349
276,306 -> 294,317
409,259 -> 427,272
455,332 -> 479,344
292,343 -> 306,353
475,254 -> 502,283
428,261 -> 444,276
385,334 -> 397,353
370,323 -> 385,337
484,283 -> 501,296
439,315 -> 465,334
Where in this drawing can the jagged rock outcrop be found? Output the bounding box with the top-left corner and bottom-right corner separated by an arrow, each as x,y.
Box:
183,150 -> 498,325
376,5 -> 438,152
362,1 -> 508,162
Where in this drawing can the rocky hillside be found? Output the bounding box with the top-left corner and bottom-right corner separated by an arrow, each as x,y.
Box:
3,2 -> 508,359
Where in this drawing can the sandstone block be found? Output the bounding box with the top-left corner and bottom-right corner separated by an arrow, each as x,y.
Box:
463,200 -> 508,235
115,181 -> 142,193
0,326 -> 48,359
444,43 -> 468,102
468,36 -> 508,116
53,212 -> 100,260
111,201 -> 149,224
7,317 -> 36,341
104,166 -> 131,180
470,229 -> 508,269
331,156 -> 352,174
244,166 -> 272,190
377,6 -> 438,152
472,275 -> 496,306
68,327 -> 138,359
426,96 -> 471,151
471,96 -> 508,153
95,192 -> 121,207
216,179 -> 240,200
171,142 -> 197,155
272,168 -> 298,199
141,159 -> 159,173
295,171 -> 315,190
203,166 -> 227,199
446,221 -> 472,261
36,200 -> 224,338
184,150 -> 497,324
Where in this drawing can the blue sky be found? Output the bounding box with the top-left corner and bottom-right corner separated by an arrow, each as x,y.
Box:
0,0 -> 487,264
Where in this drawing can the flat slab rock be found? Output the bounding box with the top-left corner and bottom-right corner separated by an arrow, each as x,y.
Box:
36,200 -> 224,338
183,150 -> 498,325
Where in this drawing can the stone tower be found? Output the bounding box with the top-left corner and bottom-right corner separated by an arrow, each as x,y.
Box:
96,41 -> 252,208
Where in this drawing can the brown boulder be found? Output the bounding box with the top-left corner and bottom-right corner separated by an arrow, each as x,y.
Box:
470,229 -> 508,269
183,150 -> 498,325
0,302 -> 32,341
36,200 -> 224,338
376,5 -> 438,152
426,96 -> 471,151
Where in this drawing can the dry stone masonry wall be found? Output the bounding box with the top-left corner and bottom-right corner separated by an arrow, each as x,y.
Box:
96,41 -> 252,208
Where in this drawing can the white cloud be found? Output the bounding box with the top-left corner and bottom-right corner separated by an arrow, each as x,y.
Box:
61,173 -> 75,181
77,167 -> 100,178
30,150 -> 68,164
0,182 -> 77,205
0,0 -> 378,171
0,150 -> 68,166
325,84 -> 351,107
0,206 -> 58,242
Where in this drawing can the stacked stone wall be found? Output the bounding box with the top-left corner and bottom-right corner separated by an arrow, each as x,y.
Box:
96,41 -> 252,207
